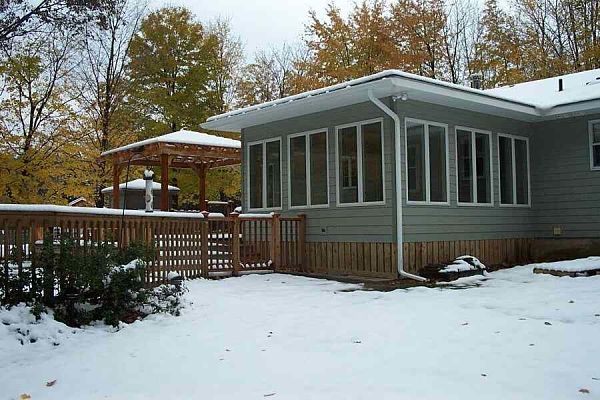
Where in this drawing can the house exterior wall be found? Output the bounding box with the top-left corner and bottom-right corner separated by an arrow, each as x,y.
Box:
241,98 -> 539,244
242,100 -> 397,243
530,113 -> 600,239
394,100 -> 536,242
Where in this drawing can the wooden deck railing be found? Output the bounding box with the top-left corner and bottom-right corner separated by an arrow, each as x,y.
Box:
0,205 -> 306,288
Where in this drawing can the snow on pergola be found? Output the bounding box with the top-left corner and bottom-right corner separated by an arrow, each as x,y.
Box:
100,129 -> 241,211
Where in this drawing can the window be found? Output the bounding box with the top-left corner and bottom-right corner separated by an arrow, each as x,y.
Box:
589,120 -> 600,170
498,134 -> 530,206
336,119 -> 385,205
456,128 -> 492,205
247,139 -> 281,210
288,130 -> 329,208
405,119 -> 448,203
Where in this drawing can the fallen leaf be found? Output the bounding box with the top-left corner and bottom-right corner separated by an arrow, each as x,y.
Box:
579,388 -> 590,394
46,380 -> 57,387
20,395 -> 31,400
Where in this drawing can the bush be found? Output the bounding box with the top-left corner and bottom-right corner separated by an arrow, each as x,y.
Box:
1,234 -> 185,327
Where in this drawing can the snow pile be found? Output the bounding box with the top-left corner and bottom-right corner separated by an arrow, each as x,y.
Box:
440,255 -> 487,273
0,305 -> 79,349
533,256 -> 600,273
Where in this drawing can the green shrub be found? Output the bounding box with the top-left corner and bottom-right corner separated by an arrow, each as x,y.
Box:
2,233 -> 185,327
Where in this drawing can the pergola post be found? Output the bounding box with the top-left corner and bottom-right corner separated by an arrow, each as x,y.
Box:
160,154 -> 169,211
112,161 -> 122,209
196,164 -> 207,211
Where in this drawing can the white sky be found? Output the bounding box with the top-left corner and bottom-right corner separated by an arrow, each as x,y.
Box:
152,0 -> 356,59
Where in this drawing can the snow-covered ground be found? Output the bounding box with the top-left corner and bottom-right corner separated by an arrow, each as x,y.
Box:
1,264 -> 599,400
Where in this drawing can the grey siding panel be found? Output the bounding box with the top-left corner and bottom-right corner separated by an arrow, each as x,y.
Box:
241,101 -> 397,243
530,114 -> 600,238
394,100 -> 536,242
239,96 -> 599,244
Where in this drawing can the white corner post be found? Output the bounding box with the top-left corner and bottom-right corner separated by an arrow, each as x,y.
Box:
368,90 -> 427,282
144,169 -> 154,213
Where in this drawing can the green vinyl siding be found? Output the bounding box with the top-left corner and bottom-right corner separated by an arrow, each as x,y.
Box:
240,96 -> 599,244
530,114 -> 600,238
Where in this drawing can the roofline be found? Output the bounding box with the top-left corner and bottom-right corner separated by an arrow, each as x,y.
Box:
205,70 -> 541,125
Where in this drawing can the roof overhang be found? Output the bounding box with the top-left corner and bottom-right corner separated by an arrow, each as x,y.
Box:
201,71 -> 545,133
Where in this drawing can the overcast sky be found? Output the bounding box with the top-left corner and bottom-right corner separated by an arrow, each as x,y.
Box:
152,0 -> 356,59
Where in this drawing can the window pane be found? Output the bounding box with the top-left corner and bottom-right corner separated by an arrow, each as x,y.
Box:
593,122 -> 600,143
362,122 -> 383,202
456,129 -> 473,203
310,132 -> 328,205
475,133 -> 491,203
515,139 -> 529,204
499,136 -> 513,204
265,141 -> 281,208
338,126 -> 358,203
249,144 -> 263,209
594,144 -> 600,167
289,136 -> 307,207
429,125 -> 447,202
407,121 -> 425,201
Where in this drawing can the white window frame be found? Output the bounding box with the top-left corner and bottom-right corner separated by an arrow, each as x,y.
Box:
334,118 -> 386,207
589,119 -> 600,171
287,128 -> 330,209
246,137 -> 283,211
404,118 -> 450,206
454,126 -> 494,207
497,133 -> 531,208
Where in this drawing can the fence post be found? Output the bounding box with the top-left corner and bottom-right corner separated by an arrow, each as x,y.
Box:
298,213 -> 307,272
201,211 -> 209,279
230,212 -> 241,276
270,213 -> 281,270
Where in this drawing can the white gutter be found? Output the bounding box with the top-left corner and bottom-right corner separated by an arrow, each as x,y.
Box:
368,90 -> 428,282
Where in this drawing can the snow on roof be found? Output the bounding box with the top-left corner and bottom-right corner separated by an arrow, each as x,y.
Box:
101,179 -> 180,193
101,129 -> 241,156
204,68 -> 600,130
486,68 -> 600,110
205,69 -> 538,124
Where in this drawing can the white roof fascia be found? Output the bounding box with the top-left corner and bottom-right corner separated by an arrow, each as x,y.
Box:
202,71 -> 543,132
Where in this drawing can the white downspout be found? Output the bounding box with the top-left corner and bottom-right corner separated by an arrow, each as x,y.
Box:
368,90 -> 428,282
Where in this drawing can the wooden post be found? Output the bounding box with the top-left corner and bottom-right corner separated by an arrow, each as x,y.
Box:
298,213 -> 307,272
200,211 -> 209,278
270,213 -> 281,270
197,164 -> 206,211
112,161 -> 121,209
230,212 -> 240,276
160,154 -> 169,211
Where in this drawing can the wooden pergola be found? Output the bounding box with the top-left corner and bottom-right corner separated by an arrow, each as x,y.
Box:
100,129 -> 241,211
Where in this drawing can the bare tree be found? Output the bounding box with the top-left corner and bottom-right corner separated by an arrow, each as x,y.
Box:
0,0 -> 116,44
75,0 -> 145,205
208,17 -> 243,113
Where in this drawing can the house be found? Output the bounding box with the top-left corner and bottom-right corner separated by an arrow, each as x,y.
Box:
101,179 -> 180,210
201,69 -> 600,280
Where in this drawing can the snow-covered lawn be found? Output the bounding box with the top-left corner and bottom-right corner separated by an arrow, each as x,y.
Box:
1,264 -> 600,399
